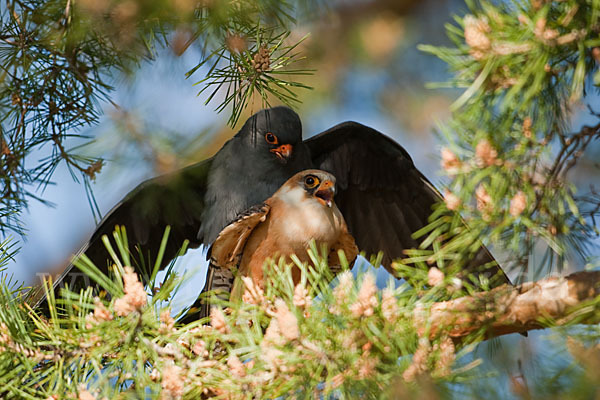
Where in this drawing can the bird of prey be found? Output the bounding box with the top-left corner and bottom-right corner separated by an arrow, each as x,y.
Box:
34,106 -> 509,312
205,169 -> 357,310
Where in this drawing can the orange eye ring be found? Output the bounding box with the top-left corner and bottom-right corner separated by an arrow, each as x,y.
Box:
304,175 -> 320,188
265,132 -> 278,145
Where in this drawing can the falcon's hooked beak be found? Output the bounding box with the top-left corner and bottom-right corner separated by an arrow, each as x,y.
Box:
315,180 -> 335,208
270,144 -> 293,163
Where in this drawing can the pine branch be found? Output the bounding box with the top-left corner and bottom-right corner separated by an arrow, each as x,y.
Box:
3,231 -> 600,397
418,0 -> 600,277
417,270 -> 600,341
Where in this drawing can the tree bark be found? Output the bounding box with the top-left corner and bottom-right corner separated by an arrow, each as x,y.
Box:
414,271 -> 600,340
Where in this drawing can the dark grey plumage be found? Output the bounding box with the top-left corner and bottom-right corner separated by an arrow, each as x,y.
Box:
34,106 -> 309,311
196,264 -> 234,322
34,106 -> 511,320
198,108 -> 310,245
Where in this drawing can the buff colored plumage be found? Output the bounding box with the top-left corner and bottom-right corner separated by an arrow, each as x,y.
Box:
209,169 -> 358,302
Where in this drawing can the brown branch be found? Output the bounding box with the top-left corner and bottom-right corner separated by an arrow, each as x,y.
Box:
415,271 -> 600,340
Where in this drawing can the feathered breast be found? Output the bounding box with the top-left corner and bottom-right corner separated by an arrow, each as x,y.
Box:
266,192 -> 345,248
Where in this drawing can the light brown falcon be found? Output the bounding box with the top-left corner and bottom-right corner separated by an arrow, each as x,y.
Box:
206,169 -> 358,305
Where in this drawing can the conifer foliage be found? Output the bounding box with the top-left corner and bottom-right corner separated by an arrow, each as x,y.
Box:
1,0 -> 600,398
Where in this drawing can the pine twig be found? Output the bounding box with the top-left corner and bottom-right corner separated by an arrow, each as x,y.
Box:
417,270 -> 600,340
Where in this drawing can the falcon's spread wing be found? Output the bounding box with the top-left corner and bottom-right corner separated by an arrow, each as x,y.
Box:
305,122 -> 510,285
180,203 -> 271,323
209,203 -> 271,270
33,159 -> 213,310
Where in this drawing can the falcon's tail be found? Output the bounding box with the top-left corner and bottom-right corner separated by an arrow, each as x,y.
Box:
179,264 -> 234,324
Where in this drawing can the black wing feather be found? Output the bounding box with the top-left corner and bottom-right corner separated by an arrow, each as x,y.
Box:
33,159 -> 213,310
305,121 -> 510,286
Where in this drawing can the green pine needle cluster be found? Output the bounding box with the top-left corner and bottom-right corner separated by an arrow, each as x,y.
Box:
418,0 -> 600,280
0,0 -> 316,232
0,237 -> 449,398
1,233 -> 600,399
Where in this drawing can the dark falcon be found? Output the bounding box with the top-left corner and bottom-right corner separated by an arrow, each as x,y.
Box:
34,106 -> 509,313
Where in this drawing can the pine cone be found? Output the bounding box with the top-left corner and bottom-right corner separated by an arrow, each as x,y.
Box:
251,45 -> 270,73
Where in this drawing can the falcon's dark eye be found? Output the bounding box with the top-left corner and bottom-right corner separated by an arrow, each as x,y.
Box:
265,132 -> 278,145
304,175 -> 320,189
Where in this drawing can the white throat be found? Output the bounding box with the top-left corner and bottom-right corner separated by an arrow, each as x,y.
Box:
274,185 -> 340,244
